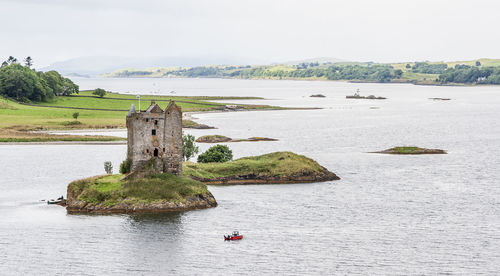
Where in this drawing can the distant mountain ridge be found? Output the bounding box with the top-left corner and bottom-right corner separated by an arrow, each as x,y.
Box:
40,56 -> 263,77
277,57 -> 347,65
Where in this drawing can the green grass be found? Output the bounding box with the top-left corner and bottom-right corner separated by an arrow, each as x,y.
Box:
182,151 -> 324,179
0,96 -> 127,129
68,173 -> 210,206
0,101 -> 17,110
400,72 -> 439,81
391,147 -> 424,154
94,174 -> 123,192
36,91 -> 228,112
0,93 -> 279,131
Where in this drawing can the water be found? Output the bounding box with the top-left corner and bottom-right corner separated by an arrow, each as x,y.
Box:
1,78 -> 500,275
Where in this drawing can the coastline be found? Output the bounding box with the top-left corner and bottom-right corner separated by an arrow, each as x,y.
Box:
0,108 -> 319,144
100,75 -> 498,87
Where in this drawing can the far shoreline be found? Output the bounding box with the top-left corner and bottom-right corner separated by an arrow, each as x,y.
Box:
96,75 -> 500,88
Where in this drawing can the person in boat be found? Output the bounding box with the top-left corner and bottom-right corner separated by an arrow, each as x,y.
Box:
57,196 -> 63,200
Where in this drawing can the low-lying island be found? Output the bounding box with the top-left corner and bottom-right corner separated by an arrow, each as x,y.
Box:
183,152 -> 340,185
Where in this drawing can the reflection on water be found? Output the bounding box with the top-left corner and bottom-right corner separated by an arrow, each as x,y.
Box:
1,78 -> 500,275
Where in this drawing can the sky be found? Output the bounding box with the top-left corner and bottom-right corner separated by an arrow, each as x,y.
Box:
1,0 -> 499,67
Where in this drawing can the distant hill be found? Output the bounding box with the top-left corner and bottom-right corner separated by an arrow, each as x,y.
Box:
40,56 -> 261,77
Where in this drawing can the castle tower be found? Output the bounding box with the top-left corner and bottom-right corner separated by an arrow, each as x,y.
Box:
126,100 -> 183,176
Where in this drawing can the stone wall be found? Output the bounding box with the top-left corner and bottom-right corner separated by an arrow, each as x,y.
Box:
163,102 -> 183,176
126,101 -> 183,177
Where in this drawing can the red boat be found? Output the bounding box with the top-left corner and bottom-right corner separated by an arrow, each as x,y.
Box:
224,231 -> 243,241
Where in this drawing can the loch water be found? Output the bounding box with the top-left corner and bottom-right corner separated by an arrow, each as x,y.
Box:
1,78 -> 499,275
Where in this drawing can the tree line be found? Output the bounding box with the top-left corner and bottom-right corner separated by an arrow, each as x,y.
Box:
0,56 -> 79,102
438,65 -> 500,84
146,64 -> 403,83
112,61 -> 500,85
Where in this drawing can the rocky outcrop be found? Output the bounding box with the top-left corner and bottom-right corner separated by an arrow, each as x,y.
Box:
66,193 -> 217,214
195,135 -> 278,143
373,147 -> 447,155
190,168 -> 340,185
196,135 -> 232,143
346,94 -> 386,99
429,97 -> 451,101
310,94 -> 326,98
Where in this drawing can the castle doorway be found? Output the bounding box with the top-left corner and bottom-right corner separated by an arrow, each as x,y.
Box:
154,148 -> 159,157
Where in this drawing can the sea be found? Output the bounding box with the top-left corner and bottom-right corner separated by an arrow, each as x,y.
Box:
1,77 -> 499,275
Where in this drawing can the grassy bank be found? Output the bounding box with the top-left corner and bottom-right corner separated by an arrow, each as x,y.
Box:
0,92 -> 283,141
68,173 -> 211,207
183,151 -> 336,180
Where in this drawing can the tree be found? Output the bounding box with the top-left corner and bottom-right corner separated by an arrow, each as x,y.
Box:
24,56 -> 33,68
405,63 -> 411,69
394,69 -> 403,78
0,63 -> 53,102
61,78 -> 79,95
93,88 -> 106,97
104,161 -> 113,174
1,61 -> 7,67
40,70 -> 79,96
182,134 -> 199,161
7,56 -> 17,64
72,112 -> 79,120
476,61 -> 481,67
197,144 -> 233,163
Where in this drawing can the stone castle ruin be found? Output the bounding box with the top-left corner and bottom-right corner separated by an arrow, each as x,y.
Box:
126,100 -> 183,177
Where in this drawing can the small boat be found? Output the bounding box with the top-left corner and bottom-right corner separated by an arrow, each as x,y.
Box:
224,231 -> 243,241
47,199 -> 63,205
47,196 -> 64,205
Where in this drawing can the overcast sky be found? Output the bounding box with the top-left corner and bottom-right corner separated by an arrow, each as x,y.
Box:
1,0 -> 499,67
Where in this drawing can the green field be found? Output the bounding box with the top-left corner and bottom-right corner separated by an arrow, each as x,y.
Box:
0,91 -> 282,141
0,91 -> 277,131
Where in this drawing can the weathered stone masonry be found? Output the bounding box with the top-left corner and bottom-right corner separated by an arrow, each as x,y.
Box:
126,100 -> 183,176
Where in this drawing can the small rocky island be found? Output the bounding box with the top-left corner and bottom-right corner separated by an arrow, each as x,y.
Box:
67,173 -> 217,214
373,146 -> 447,155
310,94 -> 326,98
346,89 -> 386,100
429,97 -> 451,101
196,135 -> 278,143
183,151 -> 340,184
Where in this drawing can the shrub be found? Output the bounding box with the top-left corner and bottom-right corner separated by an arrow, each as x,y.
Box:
119,159 -> 131,174
197,144 -> 233,163
104,161 -> 113,174
93,88 -> 106,97
72,112 -> 79,120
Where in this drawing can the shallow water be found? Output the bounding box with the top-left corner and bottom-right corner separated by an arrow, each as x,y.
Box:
1,78 -> 499,275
